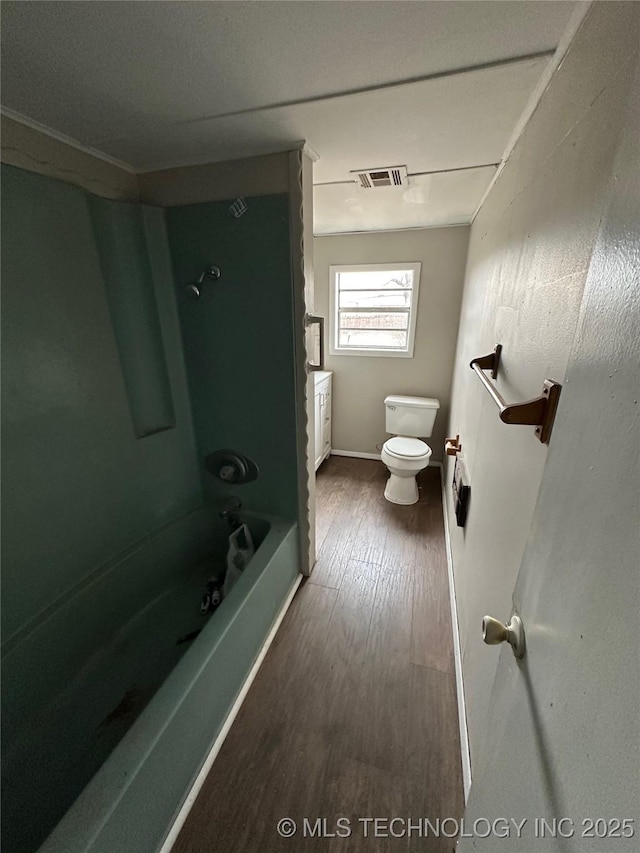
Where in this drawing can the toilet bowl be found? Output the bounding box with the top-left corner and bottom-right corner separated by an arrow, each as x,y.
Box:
382,394 -> 439,505
381,436 -> 432,505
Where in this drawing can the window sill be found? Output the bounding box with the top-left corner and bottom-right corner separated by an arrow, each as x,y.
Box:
329,347 -> 415,359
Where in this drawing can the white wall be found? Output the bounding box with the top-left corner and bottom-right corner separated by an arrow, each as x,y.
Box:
445,0 -> 639,775
460,54 -> 640,844
0,115 -> 295,207
1,114 -> 139,201
137,151 -> 291,207
314,227 -> 469,462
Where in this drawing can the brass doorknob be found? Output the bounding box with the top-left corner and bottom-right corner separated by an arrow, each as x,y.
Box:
482,614 -> 526,659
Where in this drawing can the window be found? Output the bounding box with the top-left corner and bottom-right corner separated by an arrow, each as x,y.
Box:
329,262 -> 421,357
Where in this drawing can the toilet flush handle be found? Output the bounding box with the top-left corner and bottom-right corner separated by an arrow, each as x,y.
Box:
482,614 -> 526,659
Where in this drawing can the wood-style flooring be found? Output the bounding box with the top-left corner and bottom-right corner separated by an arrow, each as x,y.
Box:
173,456 -> 463,852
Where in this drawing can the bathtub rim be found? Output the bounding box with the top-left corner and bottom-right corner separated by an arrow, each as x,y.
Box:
158,569 -> 302,852
37,512 -> 298,853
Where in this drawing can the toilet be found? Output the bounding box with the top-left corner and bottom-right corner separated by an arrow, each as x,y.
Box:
381,395 -> 440,505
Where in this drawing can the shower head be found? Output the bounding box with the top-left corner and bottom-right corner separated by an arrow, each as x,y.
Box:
185,265 -> 221,298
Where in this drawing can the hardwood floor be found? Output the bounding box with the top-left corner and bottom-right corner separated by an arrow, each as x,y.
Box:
173,456 -> 463,853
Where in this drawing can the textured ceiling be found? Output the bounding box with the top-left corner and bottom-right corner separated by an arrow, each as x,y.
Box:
1,1 -> 579,231
314,166 -> 498,235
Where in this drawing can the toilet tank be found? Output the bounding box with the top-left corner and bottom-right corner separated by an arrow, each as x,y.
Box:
384,395 -> 440,437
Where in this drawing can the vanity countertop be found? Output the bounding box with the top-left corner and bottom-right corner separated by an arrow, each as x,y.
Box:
313,370 -> 333,385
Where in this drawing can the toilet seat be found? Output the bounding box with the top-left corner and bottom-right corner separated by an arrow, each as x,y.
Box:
383,436 -> 430,459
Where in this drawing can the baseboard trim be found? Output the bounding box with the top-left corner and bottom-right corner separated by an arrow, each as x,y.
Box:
159,573 -> 303,852
439,464 -> 472,802
331,449 -> 441,467
331,449 -> 381,460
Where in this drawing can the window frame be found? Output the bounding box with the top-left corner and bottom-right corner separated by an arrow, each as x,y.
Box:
329,262 -> 422,358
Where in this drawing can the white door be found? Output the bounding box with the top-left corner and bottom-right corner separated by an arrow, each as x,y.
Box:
460,63 -> 639,851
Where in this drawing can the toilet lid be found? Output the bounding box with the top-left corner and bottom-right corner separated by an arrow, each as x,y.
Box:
384,437 -> 431,458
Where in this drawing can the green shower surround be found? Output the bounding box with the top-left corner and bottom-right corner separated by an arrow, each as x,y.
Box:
1,163 -> 201,851
1,164 -> 302,853
0,163 -> 202,643
166,195 -> 299,521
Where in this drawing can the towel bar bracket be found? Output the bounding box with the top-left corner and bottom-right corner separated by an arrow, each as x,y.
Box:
472,343 -> 502,379
499,379 -> 562,443
533,379 -> 562,444
470,345 -> 562,444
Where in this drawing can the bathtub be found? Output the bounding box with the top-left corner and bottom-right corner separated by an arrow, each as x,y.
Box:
1,507 -> 300,853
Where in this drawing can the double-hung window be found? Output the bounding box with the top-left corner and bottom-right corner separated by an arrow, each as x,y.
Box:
329,262 -> 421,357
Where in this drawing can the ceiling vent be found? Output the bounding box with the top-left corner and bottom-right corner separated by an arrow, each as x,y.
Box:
351,165 -> 408,189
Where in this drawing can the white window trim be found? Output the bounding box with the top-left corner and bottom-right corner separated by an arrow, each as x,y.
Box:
329,262 -> 421,358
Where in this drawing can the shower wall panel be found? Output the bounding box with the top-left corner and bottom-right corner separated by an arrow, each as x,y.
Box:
166,194 -> 299,520
88,196 -> 176,437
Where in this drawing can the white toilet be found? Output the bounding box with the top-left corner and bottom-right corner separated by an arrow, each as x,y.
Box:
381,395 -> 440,505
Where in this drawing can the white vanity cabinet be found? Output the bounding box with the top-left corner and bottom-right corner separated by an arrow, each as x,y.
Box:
313,371 -> 332,471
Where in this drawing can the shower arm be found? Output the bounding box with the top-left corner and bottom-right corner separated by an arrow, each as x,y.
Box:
196,266 -> 221,285
185,266 -> 221,298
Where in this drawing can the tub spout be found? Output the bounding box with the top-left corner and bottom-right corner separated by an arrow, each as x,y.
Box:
218,497 -> 242,530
